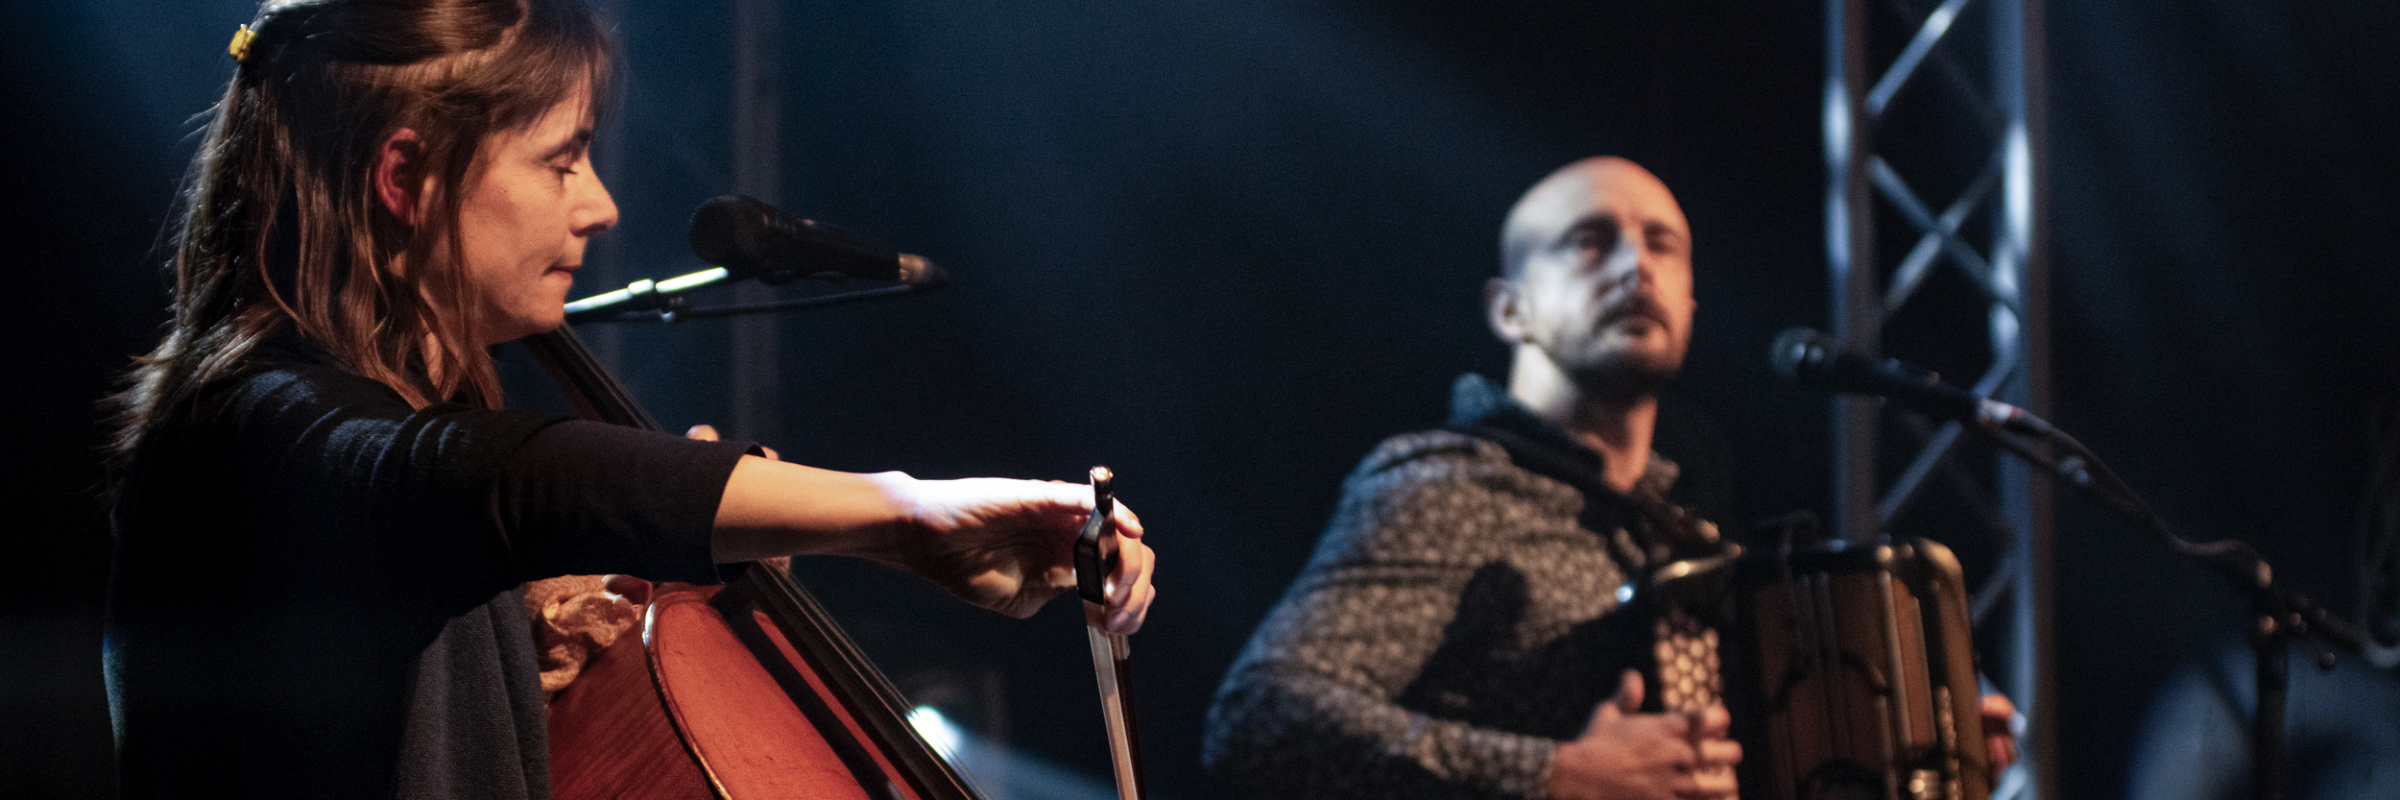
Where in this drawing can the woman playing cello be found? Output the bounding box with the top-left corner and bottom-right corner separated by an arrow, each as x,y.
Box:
101,1 -> 1156,797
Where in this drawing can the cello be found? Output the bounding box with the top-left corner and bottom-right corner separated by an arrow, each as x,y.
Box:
524,324 -> 986,800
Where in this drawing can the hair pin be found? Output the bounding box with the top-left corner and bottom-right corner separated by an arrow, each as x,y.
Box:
228,24 -> 256,64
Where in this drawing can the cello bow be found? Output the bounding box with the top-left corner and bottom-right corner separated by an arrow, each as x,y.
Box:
1074,466 -> 1147,800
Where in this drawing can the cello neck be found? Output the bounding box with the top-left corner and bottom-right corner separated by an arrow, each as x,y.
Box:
521,328 -> 661,431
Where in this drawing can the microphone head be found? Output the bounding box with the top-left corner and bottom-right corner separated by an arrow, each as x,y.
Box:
1770,327 -> 1837,382
688,195 -> 939,287
688,195 -> 779,276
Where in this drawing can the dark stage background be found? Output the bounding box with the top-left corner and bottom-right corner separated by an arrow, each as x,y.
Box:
4,1 -> 2393,798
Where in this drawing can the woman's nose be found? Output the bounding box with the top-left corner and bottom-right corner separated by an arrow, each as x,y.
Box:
575,170 -> 619,236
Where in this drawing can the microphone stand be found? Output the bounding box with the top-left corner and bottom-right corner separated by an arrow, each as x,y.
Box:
1968,418 -> 2363,800
563,265 -> 945,324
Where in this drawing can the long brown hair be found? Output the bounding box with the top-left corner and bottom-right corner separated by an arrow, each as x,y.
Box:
108,0 -> 614,457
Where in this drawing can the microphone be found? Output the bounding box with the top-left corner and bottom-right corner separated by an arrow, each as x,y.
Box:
688,195 -> 946,287
1769,327 -> 2051,436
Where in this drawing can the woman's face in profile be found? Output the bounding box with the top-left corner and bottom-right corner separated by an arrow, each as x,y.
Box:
456,82 -> 617,346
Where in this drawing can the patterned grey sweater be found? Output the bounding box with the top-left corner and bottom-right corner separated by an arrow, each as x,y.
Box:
1204,376 -> 1710,800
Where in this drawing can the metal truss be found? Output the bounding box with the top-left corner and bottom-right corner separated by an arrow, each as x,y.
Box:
1824,0 -> 2052,797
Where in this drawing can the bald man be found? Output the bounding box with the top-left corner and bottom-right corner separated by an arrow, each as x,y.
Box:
1204,157 -> 1740,800
1205,157 -> 2016,800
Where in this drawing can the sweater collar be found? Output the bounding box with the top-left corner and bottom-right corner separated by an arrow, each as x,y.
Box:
1446,373 -> 1679,497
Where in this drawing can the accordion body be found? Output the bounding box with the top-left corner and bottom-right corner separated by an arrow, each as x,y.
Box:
1648,538 -> 1991,800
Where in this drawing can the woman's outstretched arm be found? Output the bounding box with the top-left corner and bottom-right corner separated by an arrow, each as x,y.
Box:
712,457 -> 1155,634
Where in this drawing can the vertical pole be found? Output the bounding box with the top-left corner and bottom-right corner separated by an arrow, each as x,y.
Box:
1991,0 -> 2054,796
730,0 -> 782,444
1826,0 -> 1879,543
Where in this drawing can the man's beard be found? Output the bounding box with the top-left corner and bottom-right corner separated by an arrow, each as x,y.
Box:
1539,297 -> 1686,404
1554,339 -> 1683,404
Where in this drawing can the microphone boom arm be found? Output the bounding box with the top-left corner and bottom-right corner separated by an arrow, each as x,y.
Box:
562,266 -> 732,323
564,270 -> 940,324
565,195 -> 952,324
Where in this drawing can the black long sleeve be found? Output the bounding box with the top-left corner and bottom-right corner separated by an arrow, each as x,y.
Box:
106,344 -> 751,799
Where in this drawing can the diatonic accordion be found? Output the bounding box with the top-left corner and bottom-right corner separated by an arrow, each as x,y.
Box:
1645,538 -> 1992,800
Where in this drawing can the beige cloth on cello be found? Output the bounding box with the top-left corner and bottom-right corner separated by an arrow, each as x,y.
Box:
522,575 -> 643,697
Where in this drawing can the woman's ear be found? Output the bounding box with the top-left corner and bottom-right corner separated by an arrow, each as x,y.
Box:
372,128 -> 428,226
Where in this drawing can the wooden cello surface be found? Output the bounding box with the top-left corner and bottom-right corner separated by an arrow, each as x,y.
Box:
544,593 -> 713,800
546,582 -> 863,800
524,328 -> 982,800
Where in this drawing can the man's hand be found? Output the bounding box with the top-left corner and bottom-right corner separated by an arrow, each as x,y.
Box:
1982,693 -> 2020,777
1547,671 -> 1741,800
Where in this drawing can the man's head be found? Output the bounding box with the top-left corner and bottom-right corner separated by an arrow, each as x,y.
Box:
1487,156 -> 1695,404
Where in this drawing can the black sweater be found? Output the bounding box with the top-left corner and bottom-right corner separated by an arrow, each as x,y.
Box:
105,340 -> 751,799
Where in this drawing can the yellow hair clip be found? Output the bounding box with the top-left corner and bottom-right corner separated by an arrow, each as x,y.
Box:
228,24 -> 256,64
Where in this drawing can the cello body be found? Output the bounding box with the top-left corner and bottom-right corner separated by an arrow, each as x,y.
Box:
522,328 -> 982,800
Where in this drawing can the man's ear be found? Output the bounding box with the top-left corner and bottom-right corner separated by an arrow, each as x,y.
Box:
372,128 -> 428,226
1485,276 -> 1527,344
